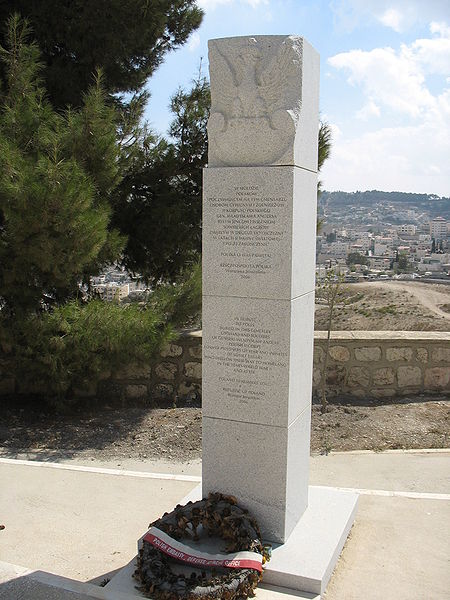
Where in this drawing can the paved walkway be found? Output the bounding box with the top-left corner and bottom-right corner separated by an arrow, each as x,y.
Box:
0,450 -> 449,599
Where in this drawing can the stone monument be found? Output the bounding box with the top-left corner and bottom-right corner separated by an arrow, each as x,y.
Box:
106,34 -> 358,599
202,35 -> 358,593
202,35 -> 319,543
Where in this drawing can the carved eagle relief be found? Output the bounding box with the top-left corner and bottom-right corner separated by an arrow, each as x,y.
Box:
208,36 -> 304,167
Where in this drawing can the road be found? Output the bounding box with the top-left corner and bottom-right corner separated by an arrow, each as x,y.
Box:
365,280 -> 450,321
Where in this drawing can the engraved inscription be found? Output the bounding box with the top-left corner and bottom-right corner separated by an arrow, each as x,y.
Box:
204,315 -> 288,406
205,185 -> 288,280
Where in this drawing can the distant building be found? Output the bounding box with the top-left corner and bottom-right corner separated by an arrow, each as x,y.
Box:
417,257 -> 444,273
397,224 -> 416,235
368,256 -> 392,270
430,217 -> 447,241
328,241 -> 349,258
92,283 -> 130,302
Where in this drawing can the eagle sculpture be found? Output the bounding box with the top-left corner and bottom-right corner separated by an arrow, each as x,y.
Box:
208,36 -> 303,167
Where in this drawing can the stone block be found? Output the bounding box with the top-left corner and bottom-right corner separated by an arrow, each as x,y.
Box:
208,35 -> 320,171
424,367 -> 450,390
313,346 -> 325,364
397,366 -> 422,388
183,362 -> 202,379
386,347 -> 413,362
125,384 -> 148,400
177,382 -> 201,399
203,166 -> 317,300
313,368 -> 322,386
354,346 -> 381,361
160,343 -> 183,358
202,292 -> 314,427
152,383 -> 174,401
325,366 -> 346,387
416,347 -> 428,363
347,366 -> 370,388
188,345 -> 202,359
329,345 -> 350,362
154,361 -> 178,381
202,409 -> 311,543
431,347 -> 450,363
373,368 -> 395,386
114,363 -> 151,379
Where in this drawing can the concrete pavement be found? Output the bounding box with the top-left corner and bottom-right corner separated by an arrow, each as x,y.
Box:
0,450 -> 449,599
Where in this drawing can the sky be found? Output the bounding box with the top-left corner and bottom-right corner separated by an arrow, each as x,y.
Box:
144,0 -> 450,196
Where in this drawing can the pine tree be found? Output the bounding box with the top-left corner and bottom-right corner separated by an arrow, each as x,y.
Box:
0,16 -> 124,317
0,1 -> 203,110
113,77 -> 210,283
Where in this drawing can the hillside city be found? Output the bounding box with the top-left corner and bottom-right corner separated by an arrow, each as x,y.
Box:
91,191 -> 450,302
316,191 -> 449,283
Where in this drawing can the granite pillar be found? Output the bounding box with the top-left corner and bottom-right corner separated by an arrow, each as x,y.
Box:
202,35 -> 320,543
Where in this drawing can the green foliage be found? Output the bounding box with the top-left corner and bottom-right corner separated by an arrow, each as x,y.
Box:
149,261 -> 202,329
346,252 -> 369,267
114,78 -> 210,283
318,121 -> 332,172
0,16 -> 124,316
316,271 -> 350,412
375,305 -> 397,315
3,299 -> 174,405
0,1 -> 203,109
396,252 -> 411,273
317,120 -> 332,198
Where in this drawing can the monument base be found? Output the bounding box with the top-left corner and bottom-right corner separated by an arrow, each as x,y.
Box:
106,485 -> 358,598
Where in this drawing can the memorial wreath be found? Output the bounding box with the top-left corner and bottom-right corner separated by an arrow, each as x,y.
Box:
135,493 -> 270,599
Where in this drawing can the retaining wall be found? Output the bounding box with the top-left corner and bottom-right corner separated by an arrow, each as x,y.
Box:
1,330 -> 449,403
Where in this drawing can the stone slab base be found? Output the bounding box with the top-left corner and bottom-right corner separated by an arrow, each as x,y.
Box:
0,560 -> 139,600
107,484 -> 358,597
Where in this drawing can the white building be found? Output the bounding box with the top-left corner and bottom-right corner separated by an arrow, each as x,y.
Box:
354,237 -> 372,251
418,257 -> 443,273
397,224 -> 417,235
374,236 -> 393,256
368,256 -> 392,270
93,283 -> 130,302
329,241 -> 349,258
430,217 -> 447,240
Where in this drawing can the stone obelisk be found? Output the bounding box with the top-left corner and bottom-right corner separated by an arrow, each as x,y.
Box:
202,35 -> 320,543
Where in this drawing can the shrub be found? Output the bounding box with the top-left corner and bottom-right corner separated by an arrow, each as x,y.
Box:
3,299 -> 174,407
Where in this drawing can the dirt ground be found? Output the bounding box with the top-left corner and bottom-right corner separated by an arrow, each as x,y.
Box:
1,397 -> 448,462
315,281 -> 450,331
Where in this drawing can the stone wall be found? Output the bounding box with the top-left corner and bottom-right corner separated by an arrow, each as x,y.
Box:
1,330 -> 449,403
96,330 -> 203,404
313,331 -> 450,399
103,330 -> 449,403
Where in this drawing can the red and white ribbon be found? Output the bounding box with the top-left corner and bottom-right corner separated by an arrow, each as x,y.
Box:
143,527 -> 263,572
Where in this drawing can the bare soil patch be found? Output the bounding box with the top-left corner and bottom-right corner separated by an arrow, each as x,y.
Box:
315,281 -> 450,331
1,398 -> 448,462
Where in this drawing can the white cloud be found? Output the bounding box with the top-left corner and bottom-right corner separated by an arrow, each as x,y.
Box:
379,8 -> 403,32
356,100 -> 381,120
188,32 -> 201,52
321,118 -> 450,195
430,21 -> 450,36
324,25 -> 450,194
331,0 -> 450,32
329,46 -> 435,118
328,24 -> 450,119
